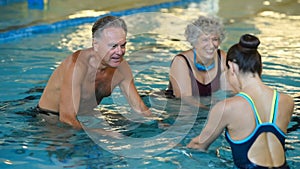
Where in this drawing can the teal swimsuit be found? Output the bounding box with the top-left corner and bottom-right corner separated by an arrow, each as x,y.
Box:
225,91 -> 290,169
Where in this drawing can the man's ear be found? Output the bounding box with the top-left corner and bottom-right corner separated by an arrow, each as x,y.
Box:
92,38 -> 98,52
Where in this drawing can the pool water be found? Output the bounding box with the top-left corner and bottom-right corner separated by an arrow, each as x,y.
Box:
0,0 -> 300,168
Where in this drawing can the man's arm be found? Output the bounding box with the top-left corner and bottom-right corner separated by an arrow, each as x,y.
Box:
118,61 -> 151,117
59,53 -> 85,129
187,100 -> 228,151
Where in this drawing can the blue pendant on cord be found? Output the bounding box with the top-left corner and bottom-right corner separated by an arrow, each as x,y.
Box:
193,49 -> 215,71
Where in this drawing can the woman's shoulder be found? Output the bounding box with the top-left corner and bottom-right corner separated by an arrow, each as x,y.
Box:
278,92 -> 295,113
214,95 -> 248,113
209,96 -> 246,124
278,91 -> 294,101
174,51 -> 189,59
219,49 -> 226,56
171,52 -> 191,67
172,50 -> 193,63
219,49 -> 227,61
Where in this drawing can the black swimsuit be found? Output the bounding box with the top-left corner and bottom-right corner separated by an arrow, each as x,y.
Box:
167,49 -> 221,97
226,91 -> 290,169
35,105 -> 59,116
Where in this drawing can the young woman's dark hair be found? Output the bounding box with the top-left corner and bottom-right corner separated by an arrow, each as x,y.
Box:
226,34 -> 262,77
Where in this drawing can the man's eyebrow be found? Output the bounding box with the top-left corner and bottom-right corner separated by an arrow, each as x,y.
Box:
108,41 -> 127,46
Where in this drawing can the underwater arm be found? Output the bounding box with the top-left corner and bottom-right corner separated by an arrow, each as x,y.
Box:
181,96 -> 208,109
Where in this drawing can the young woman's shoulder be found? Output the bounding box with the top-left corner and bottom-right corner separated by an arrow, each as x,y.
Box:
279,92 -> 294,102
209,96 -> 246,125
215,95 -> 248,115
279,92 -> 295,115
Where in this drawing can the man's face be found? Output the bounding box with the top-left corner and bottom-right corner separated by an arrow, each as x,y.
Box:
94,27 -> 127,68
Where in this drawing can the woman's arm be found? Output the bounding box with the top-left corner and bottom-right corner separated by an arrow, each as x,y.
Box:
170,56 -> 208,109
169,56 -> 193,97
187,100 -> 228,151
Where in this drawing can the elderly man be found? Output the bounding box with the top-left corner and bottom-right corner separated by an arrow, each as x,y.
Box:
37,15 -> 151,131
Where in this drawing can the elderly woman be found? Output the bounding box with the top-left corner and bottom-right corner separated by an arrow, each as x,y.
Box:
187,34 -> 294,169
167,15 -> 227,108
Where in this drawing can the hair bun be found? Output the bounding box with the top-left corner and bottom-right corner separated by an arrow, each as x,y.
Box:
239,34 -> 260,50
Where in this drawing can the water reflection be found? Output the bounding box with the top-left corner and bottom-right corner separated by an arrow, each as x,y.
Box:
0,0 -> 299,168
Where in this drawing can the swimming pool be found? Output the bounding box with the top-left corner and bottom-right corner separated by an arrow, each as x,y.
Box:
0,0 -> 299,168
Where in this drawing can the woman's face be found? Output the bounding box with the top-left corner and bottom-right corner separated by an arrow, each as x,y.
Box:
195,33 -> 221,59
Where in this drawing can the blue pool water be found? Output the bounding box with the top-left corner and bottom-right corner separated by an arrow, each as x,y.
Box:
0,0 -> 300,168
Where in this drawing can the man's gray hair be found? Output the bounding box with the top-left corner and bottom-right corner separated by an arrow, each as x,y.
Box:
92,15 -> 127,39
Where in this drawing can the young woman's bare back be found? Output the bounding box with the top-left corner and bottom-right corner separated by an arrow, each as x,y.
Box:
226,87 -> 293,167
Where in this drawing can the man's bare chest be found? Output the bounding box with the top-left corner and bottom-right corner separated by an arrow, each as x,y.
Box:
81,68 -> 119,99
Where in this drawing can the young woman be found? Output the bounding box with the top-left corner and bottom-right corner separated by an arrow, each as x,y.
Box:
187,34 -> 294,169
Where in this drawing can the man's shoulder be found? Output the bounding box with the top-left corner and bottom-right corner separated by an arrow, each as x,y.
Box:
71,50 -> 83,62
58,50 -> 89,72
115,60 -> 133,79
68,49 -> 93,65
118,59 -> 130,69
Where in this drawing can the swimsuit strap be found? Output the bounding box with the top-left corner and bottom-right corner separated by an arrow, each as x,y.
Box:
173,50 -> 221,70
238,90 -> 278,124
270,90 -> 279,123
237,92 -> 262,124
175,54 -> 192,70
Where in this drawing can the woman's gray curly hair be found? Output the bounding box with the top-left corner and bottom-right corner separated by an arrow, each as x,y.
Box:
185,15 -> 225,47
